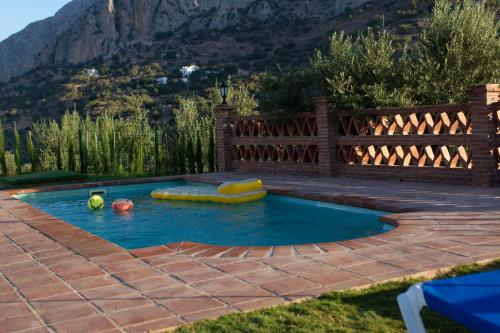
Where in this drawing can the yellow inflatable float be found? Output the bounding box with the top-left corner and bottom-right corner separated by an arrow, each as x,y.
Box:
151,179 -> 267,204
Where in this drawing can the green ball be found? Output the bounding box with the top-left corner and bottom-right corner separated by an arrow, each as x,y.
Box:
88,195 -> 104,210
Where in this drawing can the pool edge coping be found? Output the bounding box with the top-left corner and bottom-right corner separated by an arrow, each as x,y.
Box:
2,174 -> 413,259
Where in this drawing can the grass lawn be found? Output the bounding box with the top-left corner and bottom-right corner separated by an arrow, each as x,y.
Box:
174,260 -> 500,333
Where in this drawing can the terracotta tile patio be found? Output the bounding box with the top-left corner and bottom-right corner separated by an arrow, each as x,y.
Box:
0,173 -> 499,332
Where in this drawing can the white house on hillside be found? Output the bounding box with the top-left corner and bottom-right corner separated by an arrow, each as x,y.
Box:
85,68 -> 99,77
155,77 -> 168,85
180,64 -> 199,79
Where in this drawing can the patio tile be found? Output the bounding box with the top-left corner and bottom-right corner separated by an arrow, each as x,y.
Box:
127,275 -> 181,291
370,269 -> 416,282
0,253 -> 32,266
4,173 -> 500,331
271,246 -> 293,257
20,282 -> 74,300
284,286 -> 331,300
123,317 -> 184,333
5,267 -> 49,282
171,268 -> 225,284
68,275 -> 119,291
50,261 -> 105,281
158,259 -> 207,273
0,313 -> 43,332
327,277 -> 374,291
12,274 -> 59,289
92,252 -> 136,265
182,307 -> 234,322
194,276 -> 253,293
100,259 -> 149,274
161,296 -> 226,315
258,256 -> 310,269
343,261 -> 403,278
221,247 -> 250,257
50,315 -> 116,333
336,240 -> 373,250
416,239 -> 464,250
209,284 -> 273,299
195,246 -> 232,258
235,296 -> 286,311
93,298 -> 153,313
0,291 -> 22,302
30,293 -> 85,314
144,284 -> 204,300
129,246 -> 174,258
0,302 -> 32,320
294,244 -> 322,255
37,253 -> 80,267
315,242 -> 347,254
143,253 -> 189,266
259,277 -> 319,295
39,302 -> 98,324
215,261 -> 266,274
179,245 -> 214,256
237,268 -> 292,285
112,268 -> 163,282
315,253 -> 374,268
81,284 -> 139,300
245,247 -> 272,258
107,305 -> 174,327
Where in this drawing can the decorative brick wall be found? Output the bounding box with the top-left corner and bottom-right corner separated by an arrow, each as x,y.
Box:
215,83 -> 499,186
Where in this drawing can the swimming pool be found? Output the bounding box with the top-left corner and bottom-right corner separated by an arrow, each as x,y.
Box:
16,181 -> 393,249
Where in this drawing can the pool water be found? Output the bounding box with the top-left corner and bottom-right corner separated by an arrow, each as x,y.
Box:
17,181 -> 393,249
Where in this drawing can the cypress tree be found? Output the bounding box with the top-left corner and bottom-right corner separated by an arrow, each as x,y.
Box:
164,130 -> 170,175
187,135 -> 196,174
178,135 -> 186,175
56,136 -> 62,170
195,132 -> 203,174
26,130 -> 37,172
208,126 -> 216,173
14,123 -> 22,174
0,120 -> 7,175
110,130 -> 116,175
67,142 -> 75,171
101,124 -> 110,174
78,123 -> 85,174
154,127 -> 159,176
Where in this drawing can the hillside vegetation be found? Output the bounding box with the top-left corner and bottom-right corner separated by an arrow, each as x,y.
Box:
0,0 -> 437,128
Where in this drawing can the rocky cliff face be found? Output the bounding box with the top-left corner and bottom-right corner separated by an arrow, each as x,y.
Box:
0,0 -> 369,82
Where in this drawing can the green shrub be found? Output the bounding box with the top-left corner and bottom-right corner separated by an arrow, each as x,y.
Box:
26,130 -> 37,172
14,124 -> 22,174
196,133 -> 203,174
397,24 -> 413,34
258,68 -> 315,119
0,121 -> 7,175
311,29 -> 411,110
208,127 -> 216,173
404,0 -> 500,104
311,0 -> 499,110
0,171 -> 87,185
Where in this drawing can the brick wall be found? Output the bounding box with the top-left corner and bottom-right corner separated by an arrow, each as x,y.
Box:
215,83 -> 500,186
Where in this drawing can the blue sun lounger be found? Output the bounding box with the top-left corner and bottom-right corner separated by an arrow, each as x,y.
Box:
397,270 -> 500,333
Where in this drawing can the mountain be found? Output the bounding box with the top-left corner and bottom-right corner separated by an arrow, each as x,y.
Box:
0,0 -> 434,128
0,0 -> 371,82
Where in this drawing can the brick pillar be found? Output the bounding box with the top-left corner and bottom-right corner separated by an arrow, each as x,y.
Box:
214,104 -> 234,172
315,97 -> 337,177
469,84 -> 500,187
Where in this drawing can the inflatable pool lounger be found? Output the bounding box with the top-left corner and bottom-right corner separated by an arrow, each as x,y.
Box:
151,179 -> 267,204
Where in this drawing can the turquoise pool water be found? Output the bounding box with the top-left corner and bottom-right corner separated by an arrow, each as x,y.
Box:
17,181 -> 393,249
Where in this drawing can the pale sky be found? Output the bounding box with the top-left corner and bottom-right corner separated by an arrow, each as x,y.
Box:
0,0 -> 72,42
